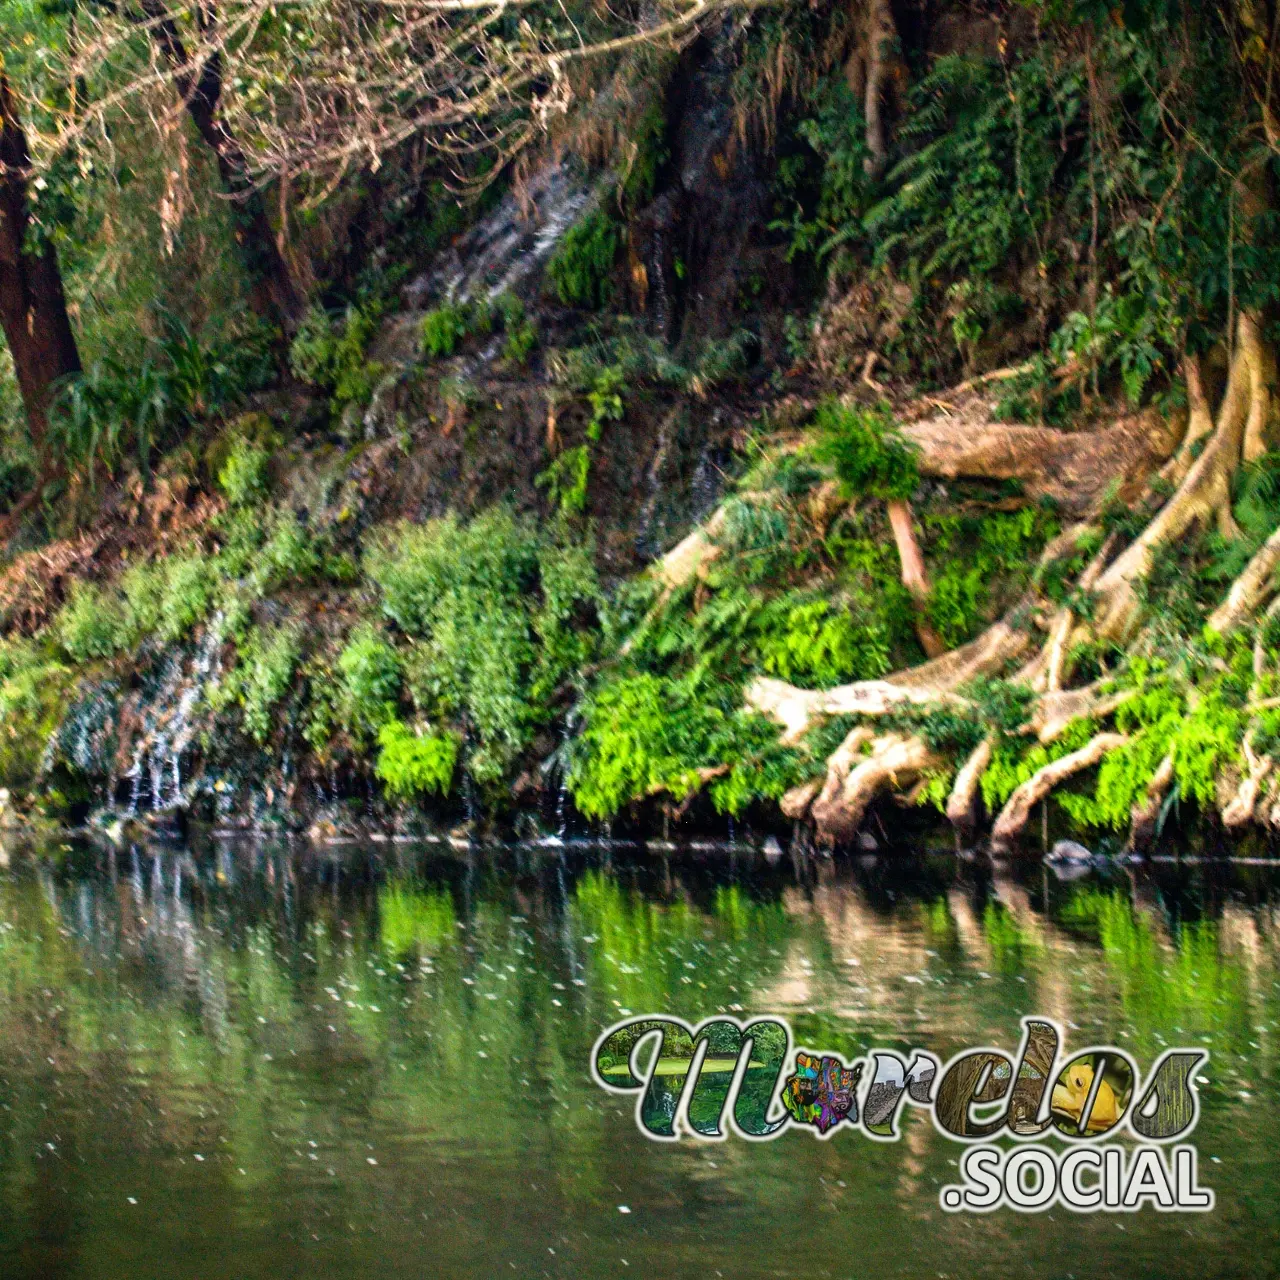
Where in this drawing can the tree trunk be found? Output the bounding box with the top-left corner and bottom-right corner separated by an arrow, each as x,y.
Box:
139,2 -> 303,327
0,75 -> 81,456
863,0 -> 897,177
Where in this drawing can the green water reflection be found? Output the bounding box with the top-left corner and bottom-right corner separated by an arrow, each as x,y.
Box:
0,839 -> 1275,1278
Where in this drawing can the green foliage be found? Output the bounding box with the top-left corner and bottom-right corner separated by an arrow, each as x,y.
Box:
813,401 -> 919,501
1058,652 -> 1249,830
568,673 -> 797,819
0,638 -> 70,791
771,77 -> 874,263
536,445 -> 592,516
234,623 -> 302,745
289,303 -> 384,414
495,293 -> 538,365
757,597 -> 890,688
980,718 -> 1096,812
536,365 -> 626,514
366,510 -> 603,787
50,316 -> 273,480
218,437 -> 270,506
925,506 -> 1060,647
546,209 -> 620,309
375,721 -> 458,799
419,299 -> 493,358
57,583 -> 130,662
337,627 -> 402,737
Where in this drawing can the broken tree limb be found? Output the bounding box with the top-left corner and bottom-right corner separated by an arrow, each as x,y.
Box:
900,411 -> 1175,517
991,732 -> 1128,846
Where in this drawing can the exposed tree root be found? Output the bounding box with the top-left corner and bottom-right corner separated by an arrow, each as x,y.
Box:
991,733 -> 1127,848
1093,312 -> 1266,642
1223,739 -> 1270,829
683,321 -> 1280,846
1207,522 -> 1280,635
946,737 -> 992,829
810,733 -> 942,843
1128,753 -> 1175,851
886,497 -> 946,657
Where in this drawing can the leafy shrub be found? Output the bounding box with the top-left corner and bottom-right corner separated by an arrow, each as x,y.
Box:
57,583 -> 129,662
568,672 -> 798,819
153,555 -> 217,643
536,445 -> 591,516
219,437 -> 270,506
243,510 -> 321,597
495,293 -> 538,364
338,627 -> 402,735
49,315 -> 274,480
235,623 -> 302,744
546,209 -> 620,309
814,402 -> 919,501
289,303 -> 384,413
366,510 -> 603,787
375,720 -> 458,799
757,597 -> 890,687
419,299 -> 492,358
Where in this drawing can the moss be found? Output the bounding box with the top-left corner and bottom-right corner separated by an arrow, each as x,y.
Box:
0,639 -> 71,792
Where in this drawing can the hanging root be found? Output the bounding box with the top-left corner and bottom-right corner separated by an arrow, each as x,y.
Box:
991,733 -> 1128,848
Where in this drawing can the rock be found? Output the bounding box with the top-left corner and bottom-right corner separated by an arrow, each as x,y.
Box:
856,830 -> 879,852
762,835 -> 783,861
1048,838 -> 1094,863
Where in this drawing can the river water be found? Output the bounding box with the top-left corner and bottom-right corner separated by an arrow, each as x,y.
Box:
0,836 -> 1274,1278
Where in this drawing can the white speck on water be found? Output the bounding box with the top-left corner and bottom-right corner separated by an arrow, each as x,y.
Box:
367,1157 -> 378,1166
194,1154 -> 204,1162
618,1205 -> 631,1214
127,1197 -> 137,1205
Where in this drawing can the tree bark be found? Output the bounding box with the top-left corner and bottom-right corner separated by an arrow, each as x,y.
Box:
0,75 -> 81,456
863,0 -> 896,177
138,1 -> 303,326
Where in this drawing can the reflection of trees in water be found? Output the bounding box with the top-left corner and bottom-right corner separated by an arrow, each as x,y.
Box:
0,838 -> 1275,1254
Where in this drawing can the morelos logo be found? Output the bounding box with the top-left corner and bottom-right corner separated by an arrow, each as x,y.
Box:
591,1015 -> 1213,1213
